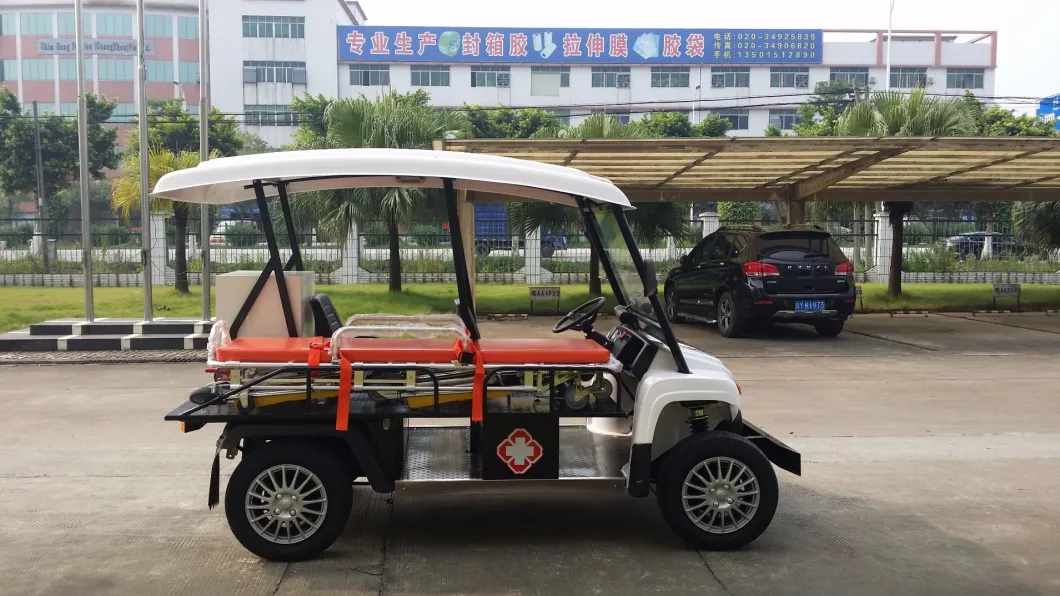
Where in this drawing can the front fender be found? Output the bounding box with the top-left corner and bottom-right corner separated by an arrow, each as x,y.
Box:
630,369 -> 741,446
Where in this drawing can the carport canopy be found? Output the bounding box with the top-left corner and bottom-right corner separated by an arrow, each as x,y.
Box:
441,137 -> 1060,205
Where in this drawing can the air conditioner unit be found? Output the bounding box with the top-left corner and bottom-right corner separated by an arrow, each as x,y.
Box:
496,73 -> 510,88
795,74 -> 809,88
242,67 -> 258,84
711,74 -> 725,88
616,73 -> 631,88
292,68 -> 307,85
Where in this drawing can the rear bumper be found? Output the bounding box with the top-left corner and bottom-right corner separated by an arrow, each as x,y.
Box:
738,282 -> 855,321
770,309 -> 839,320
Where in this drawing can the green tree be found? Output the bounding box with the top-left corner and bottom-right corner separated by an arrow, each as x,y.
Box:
288,91 -> 468,292
641,111 -> 695,138
129,100 -> 243,156
111,148 -> 216,293
466,105 -> 562,138
695,113 -> 733,138
0,88 -> 118,201
792,79 -> 863,137
236,130 -> 276,155
763,124 -> 783,137
837,88 -> 976,296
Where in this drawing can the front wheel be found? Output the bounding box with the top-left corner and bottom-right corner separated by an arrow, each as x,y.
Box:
664,287 -> 685,323
225,441 -> 353,561
541,241 -> 556,258
814,319 -> 845,337
656,431 -> 779,551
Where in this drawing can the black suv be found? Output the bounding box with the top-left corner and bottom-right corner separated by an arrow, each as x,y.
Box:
664,227 -> 856,338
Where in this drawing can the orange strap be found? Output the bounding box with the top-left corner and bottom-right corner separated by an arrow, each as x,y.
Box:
336,357 -> 351,431
307,337 -> 326,367
471,342 -> 484,422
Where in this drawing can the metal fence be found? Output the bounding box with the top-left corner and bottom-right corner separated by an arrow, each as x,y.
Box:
2,212 -> 1058,287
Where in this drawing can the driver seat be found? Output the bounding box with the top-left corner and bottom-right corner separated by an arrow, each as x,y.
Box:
310,293 -> 343,336
475,338 -> 611,365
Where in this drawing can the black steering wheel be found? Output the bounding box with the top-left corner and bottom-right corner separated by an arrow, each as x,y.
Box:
553,296 -> 607,334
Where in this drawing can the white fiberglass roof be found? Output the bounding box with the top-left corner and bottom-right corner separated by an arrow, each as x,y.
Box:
151,148 -> 632,207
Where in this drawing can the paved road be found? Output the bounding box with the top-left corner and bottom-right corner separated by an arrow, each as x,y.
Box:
2,314 -> 1059,595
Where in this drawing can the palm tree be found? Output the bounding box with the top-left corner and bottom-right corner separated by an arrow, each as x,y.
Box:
836,88 -> 976,296
112,148 -> 215,294
510,113 -> 688,295
1014,202 -> 1060,251
287,92 -> 467,292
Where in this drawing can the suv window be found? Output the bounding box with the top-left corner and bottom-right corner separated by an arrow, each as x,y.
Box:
709,234 -> 733,260
690,235 -> 714,265
754,231 -> 846,261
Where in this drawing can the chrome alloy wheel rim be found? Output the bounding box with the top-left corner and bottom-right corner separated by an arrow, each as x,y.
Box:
245,464 -> 328,544
681,456 -> 760,534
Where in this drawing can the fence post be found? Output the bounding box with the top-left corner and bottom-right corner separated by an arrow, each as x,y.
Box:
699,211 -> 720,238
342,220 -> 360,284
149,212 -> 167,286
875,211 -> 891,284
525,227 -> 542,285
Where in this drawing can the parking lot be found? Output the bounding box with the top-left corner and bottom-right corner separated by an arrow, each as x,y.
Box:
2,313 -> 1059,595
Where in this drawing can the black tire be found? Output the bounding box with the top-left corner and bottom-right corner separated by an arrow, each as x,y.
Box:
656,431 -> 779,551
716,292 -> 743,338
664,287 -> 685,323
814,319 -> 845,337
475,242 -> 491,256
225,440 -> 353,561
541,242 -> 556,258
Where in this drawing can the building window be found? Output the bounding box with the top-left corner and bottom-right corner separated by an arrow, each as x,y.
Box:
145,60 -> 172,82
143,14 -> 172,38
98,59 -> 134,81
20,13 -> 53,36
651,66 -> 689,88
531,66 -> 569,87
471,65 -> 510,88
186,105 -> 199,116
591,66 -> 630,88
890,67 -> 928,88
594,109 -> 631,124
60,103 -> 78,116
107,103 -> 136,124
96,13 -> 132,37
547,109 -> 570,127
710,67 -> 750,88
0,60 -> 16,81
59,59 -> 92,81
0,14 -> 16,36
410,65 -> 449,87
21,59 -> 53,81
57,12 -> 92,36
769,109 -> 801,130
178,61 -> 199,84
946,68 -> 983,89
349,64 -> 389,86
717,109 -> 749,130
830,67 -> 869,87
177,16 -> 198,39
245,104 -> 299,127
770,67 -> 810,88
242,16 -> 305,39
243,61 -> 306,84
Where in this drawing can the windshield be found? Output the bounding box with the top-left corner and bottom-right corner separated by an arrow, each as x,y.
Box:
590,204 -> 655,319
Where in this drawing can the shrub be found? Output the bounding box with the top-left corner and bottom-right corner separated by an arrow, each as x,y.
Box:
224,224 -> 260,247
902,245 -> 958,272
0,223 -> 35,248
411,224 -> 444,247
91,224 -> 134,247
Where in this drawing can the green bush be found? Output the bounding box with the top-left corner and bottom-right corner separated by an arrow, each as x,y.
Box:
411,224 -> 444,247
0,224 -> 35,248
224,224 -> 260,247
903,221 -> 931,245
902,245 -> 958,272
91,224 -> 134,247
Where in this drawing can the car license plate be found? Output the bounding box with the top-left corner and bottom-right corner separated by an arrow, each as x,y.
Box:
795,300 -> 825,312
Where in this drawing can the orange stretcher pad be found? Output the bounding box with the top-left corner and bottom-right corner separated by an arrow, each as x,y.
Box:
214,336 -> 611,430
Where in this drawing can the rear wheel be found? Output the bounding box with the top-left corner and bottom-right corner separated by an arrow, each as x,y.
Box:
664,287 -> 685,323
226,441 -> 353,561
814,319 -> 845,337
716,292 -> 743,338
475,241 -> 491,256
541,241 -> 556,258
656,431 -> 779,550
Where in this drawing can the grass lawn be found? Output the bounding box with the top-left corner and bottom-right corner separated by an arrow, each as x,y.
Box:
0,282 -> 1057,333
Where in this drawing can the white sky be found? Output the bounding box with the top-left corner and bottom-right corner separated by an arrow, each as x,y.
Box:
362,0 -> 1059,114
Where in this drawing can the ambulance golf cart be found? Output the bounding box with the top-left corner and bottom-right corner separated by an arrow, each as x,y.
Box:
155,149 -> 801,561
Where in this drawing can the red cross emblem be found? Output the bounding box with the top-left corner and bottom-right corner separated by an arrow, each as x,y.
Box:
496,428 -> 543,475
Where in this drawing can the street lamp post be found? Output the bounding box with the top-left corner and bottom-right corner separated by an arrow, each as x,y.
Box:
136,0 -> 153,321
74,0 -> 93,321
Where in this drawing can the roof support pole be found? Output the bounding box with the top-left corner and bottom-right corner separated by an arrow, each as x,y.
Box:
458,189 -> 476,310
786,187 -> 807,225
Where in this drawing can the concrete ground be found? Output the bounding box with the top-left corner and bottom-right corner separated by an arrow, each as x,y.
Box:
2,313 -> 1060,595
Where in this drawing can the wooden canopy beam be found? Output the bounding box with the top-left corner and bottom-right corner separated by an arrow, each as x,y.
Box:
791,148 -> 910,198
902,148 -> 1054,187
654,150 -> 722,188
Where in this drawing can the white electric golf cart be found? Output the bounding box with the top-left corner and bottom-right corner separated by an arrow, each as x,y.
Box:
156,148 -> 800,561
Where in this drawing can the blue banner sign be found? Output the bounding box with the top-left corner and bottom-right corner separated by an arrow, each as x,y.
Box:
337,27 -> 822,64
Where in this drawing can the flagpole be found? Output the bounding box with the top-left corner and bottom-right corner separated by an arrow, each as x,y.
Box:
75,0 -> 93,321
